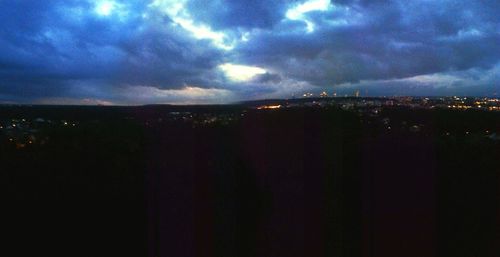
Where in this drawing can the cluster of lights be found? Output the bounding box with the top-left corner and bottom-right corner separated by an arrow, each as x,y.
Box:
257,105 -> 282,110
447,105 -> 473,109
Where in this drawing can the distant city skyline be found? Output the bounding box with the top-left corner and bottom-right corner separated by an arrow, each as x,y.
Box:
1,0 -> 499,105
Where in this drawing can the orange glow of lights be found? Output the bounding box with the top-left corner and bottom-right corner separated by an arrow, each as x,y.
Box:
257,105 -> 282,110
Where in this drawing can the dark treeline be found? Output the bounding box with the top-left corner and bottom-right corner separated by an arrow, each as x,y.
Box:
2,106 -> 499,257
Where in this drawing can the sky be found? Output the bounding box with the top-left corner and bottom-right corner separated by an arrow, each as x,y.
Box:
0,0 -> 499,105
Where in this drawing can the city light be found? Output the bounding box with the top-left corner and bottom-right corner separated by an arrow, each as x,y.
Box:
257,105 -> 282,110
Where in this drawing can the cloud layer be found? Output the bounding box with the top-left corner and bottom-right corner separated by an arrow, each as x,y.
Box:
0,0 -> 499,104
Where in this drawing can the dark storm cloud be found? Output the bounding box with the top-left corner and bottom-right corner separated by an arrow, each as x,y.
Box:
0,0 -> 499,104
235,0 -> 500,88
0,0 -> 227,103
110,24 -> 224,88
252,73 -> 283,84
186,0 -> 300,29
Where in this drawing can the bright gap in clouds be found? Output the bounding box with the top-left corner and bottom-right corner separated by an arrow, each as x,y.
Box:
149,0 -> 234,50
219,63 -> 267,82
286,0 -> 331,32
95,1 -> 115,16
173,17 -> 232,50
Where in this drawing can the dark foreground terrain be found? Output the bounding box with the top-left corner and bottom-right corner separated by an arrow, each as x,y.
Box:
2,103 -> 499,257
